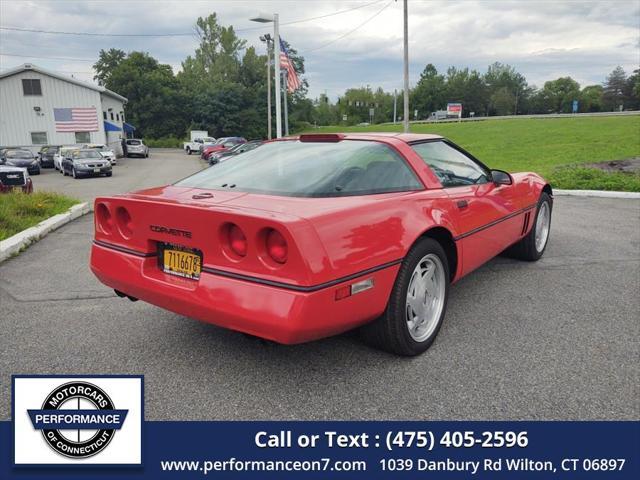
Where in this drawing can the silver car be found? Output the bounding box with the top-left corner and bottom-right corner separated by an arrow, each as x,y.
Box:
125,139 -> 149,158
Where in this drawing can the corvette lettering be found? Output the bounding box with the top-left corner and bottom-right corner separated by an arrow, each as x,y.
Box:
150,225 -> 192,238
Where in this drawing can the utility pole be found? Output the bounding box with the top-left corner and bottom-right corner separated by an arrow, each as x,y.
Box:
283,70 -> 289,136
402,0 -> 410,133
393,89 -> 397,124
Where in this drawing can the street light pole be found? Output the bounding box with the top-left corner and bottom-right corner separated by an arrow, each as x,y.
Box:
260,35 -> 273,139
250,12 -> 282,138
402,0 -> 410,133
273,14 -> 283,138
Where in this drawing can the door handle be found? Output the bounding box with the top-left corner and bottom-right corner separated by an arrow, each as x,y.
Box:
457,200 -> 469,209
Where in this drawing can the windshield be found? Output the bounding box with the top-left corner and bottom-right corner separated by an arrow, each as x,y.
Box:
74,150 -> 102,159
6,150 -> 33,159
175,140 -> 423,197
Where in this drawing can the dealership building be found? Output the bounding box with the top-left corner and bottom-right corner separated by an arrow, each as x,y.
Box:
0,63 -> 134,154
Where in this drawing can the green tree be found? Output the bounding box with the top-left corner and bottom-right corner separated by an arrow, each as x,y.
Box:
106,52 -> 186,138
93,48 -> 126,86
541,77 -> 581,113
411,64 -> 446,118
602,66 -> 627,110
484,62 -> 527,115
580,85 -> 604,112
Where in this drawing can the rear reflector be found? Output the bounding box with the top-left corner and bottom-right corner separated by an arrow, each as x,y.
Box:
334,278 -> 375,300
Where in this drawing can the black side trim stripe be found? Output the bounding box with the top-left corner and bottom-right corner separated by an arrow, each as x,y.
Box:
453,204 -> 537,241
93,239 -> 403,293
201,259 -> 403,292
93,240 -> 157,258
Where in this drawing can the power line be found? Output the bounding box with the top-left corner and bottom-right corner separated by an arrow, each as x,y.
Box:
0,1 -> 385,37
304,0 -> 394,53
0,52 -> 94,62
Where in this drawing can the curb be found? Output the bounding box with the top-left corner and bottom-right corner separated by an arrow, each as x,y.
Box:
554,189 -> 640,199
0,202 -> 92,263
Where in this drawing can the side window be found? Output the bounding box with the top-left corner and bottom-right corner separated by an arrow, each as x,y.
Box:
411,141 -> 489,187
31,132 -> 48,144
22,79 -> 42,95
75,132 -> 90,144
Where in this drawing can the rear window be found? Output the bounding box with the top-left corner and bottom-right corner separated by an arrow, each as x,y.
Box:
6,150 -> 33,159
127,140 -> 141,145
175,140 -> 423,197
74,150 -> 102,159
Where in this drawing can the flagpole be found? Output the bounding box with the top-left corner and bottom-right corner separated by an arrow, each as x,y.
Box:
283,70 -> 289,137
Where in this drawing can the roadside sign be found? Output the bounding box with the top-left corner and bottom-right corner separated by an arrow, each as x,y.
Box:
447,103 -> 462,118
342,114 -> 348,121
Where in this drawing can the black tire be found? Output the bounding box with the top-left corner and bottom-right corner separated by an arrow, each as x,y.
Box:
186,148 -> 192,155
106,172 -> 112,177
360,237 -> 450,356
505,192 -> 552,261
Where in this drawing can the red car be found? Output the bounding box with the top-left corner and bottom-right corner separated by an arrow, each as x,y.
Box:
200,137 -> 247,161
90,133 -> 552,355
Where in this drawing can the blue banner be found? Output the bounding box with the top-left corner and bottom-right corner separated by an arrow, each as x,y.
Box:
2,420 -> 639,479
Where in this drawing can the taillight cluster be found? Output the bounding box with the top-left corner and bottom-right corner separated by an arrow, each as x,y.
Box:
221,223 -> 289,266
96,202 -> 133,239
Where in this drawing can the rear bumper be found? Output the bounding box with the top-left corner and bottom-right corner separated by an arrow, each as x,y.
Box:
90,242 -> 399,344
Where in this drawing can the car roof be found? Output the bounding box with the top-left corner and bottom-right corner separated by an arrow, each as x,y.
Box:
341,132 -> 443,143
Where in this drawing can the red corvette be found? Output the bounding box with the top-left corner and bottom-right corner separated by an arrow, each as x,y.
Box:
90,133 -> 552,355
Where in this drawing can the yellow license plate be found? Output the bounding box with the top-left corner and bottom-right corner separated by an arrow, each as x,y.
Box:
160,245 -> 202,280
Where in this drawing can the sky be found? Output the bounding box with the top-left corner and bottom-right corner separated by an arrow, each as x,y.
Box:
0,0 -> 638,100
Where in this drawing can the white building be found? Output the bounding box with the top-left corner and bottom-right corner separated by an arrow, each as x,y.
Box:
0,63 -> 133,154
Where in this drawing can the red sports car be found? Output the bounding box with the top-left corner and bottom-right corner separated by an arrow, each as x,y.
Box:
90,133 -> 552,355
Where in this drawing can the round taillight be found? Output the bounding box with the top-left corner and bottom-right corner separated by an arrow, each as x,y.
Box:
266,229 -> 288,264
95,203 -> 113,234
115,206 -> 133,238
228,224 -> 247,257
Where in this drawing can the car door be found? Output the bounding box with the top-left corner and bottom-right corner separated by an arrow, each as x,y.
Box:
411,140 -> 523,276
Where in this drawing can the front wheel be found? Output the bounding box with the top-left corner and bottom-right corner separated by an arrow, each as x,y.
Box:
186,148 -> 191,155
505,192 -> 552,261
361,238 -> 450,356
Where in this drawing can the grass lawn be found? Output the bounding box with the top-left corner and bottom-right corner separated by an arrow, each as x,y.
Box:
0,191 -> 80,241
310,116 -> 640,191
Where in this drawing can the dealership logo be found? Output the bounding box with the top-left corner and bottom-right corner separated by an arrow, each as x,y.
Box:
27,381 -> 128,459
13,375 -> 143,466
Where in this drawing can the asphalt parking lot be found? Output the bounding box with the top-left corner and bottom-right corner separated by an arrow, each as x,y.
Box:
1,149 -> 638,421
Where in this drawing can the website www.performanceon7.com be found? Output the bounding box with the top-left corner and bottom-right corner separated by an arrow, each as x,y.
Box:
160,458 -> 367,475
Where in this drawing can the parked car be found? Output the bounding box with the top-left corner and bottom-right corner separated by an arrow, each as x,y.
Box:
208,140 -> 263,165
90,133 -> 552,356
125,139 -> 149,158
201,137 -> 247,161
62,149 -> 112,179
38,145 -> 62,168
0,165 -> 33,194
85,144 -> 117,165
184,136 -> 216,155
56,146 -> 80,172
0,149 -> 40,175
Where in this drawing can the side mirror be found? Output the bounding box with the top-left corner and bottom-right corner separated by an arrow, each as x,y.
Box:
491,169 -> 513,186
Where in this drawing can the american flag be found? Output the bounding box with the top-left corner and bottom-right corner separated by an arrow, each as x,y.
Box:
279,39 -> 301,93
53,107 -> 99,132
